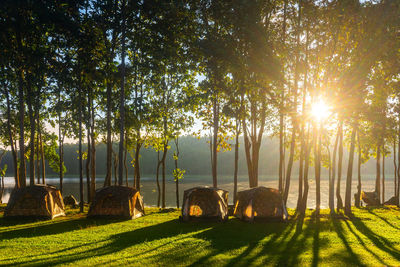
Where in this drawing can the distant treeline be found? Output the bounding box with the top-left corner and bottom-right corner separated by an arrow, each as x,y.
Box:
2,136 -> 394,179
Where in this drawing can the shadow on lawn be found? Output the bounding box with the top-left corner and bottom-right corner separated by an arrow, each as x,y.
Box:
0,216 -> 122,240
3,209 -> 400,266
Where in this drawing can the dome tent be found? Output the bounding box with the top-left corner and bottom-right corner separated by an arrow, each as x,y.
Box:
4,184 -> 65,219
88,186 -> 144,219
234,186 -> 288,222
181,186 -> 228,222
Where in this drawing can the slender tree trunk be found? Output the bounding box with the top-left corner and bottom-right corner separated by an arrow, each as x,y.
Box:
39,126 -> 45,184
283,123 -> 296,205
118,0 -> 127,186
300,124 -> 311,215
78,84 -> 84,212
156,150 -> 161,207
316,122 -> 322,215
161,141 -> 168,209
5,88 -> 19,187
233,120 -> 240,205
124,140 -> 128,186
336,119 -> 344,210
36,114 -> 40,184
397,126 -> 400,206
135,142 -> 142,190
105,82 -> 112,187
355,131 -> 362,208
90,97 -> 96,201
330,127 -> 340,213
394,139 -> 397,202
18,69 -> 26,187
382,148 -> 385,203
27,80 -> 35,186
86,126 -> 91,202
279,0 -> 288,195
376,144 -> 381,204
344,126 -> 357,216
174,137 -> 180,209
212,98 -> 219,188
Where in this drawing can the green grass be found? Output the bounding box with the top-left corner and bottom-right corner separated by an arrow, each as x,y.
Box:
1,205 -> 400,266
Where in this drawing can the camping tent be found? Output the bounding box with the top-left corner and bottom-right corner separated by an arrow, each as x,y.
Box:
4,184 -> 65,219
234,186 -> 287,222
88,186 -> 144,219
181,186 -> 228,221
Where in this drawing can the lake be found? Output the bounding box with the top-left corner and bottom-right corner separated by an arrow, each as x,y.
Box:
1,175 -> 395,208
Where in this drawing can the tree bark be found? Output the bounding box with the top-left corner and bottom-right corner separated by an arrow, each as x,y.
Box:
212,97 -> 219,187
330,127 -> 340,213
118,0 -> 127,186
27,79 -> 35,186
4,86 -> 19,188
336,119 -> 344,210
174,137 -> 180,209
78,82 -> 84,212
86,126 -> 91,202
135,142 -> 142,190
156,150 -> 161,207
233,119 -> 240,205
376,144 -> 381,204
279,0 -> 288,195
18,69 -> 26,187
344,126 -> 357,216
355,131 -> 362,208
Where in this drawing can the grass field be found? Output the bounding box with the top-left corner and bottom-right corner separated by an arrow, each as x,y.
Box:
1,205 -> 400,266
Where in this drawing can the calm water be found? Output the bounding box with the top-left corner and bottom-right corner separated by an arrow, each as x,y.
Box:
1,175 -> 395,208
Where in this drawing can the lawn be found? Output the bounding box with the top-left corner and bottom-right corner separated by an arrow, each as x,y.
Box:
0,205 -> 400,266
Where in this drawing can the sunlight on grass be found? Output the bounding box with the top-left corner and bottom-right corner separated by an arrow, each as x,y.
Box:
1,206 -> 400,266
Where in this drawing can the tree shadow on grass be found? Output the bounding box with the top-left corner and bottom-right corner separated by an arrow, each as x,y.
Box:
366,208 -> 400,231
351,217 -> 400,261
332,216 -> 363,266
0,219 -> 216,266
189,218 -> 290,266
342,219 -> 387,265
0,216 -> 124,240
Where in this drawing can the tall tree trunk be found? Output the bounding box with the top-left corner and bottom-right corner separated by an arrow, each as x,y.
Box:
394,139 -> 397,202
336,119 -> 344,210
300,124 -> 311,215
156,150 -> 161,207
5,88 -> 19,187
344,126 -> 357,216
355,131 -> 362,208
18,69 -> 26,187
86,125 -> 91,202
283,124 -> 296,205
27,79 -> 35,186
90,95 -> 96,201
376,144 -> 381,204
36,114 -> 40,184
233,119 -> 240,205
58,89 -> 63,193
39,125 -> 45,184
161,140 -> 168,209
135,142 -> 142,190
284,0 -> 301,204
124,140 -> 128,186
397,125 -> 400,206
212,98 -> 219,187
105,82 -> 112,187
78,83 -> 84,212
279,0 -> 288,195
174,137 -> 180,209
315,122 -> 322,215
330,127 -> 340,213
118,0 -> 127,186
382,148 -> 385,203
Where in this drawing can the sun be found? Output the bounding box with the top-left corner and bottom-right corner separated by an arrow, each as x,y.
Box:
311,100 -> 330,121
